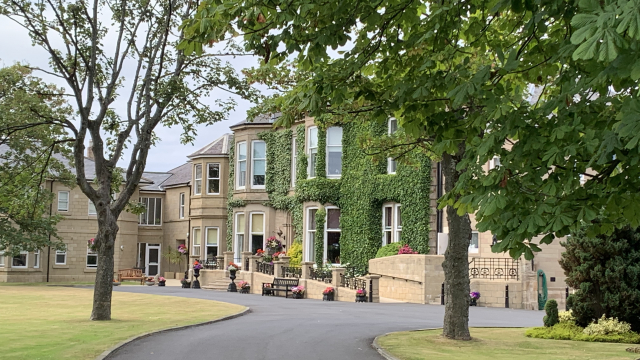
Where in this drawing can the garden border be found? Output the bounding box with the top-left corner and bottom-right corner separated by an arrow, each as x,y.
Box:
97,307 -> 251,360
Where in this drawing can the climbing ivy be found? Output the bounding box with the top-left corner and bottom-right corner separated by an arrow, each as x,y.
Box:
316,127 -> 326,178
226,135 -> 235,251
314,206 -> 326,267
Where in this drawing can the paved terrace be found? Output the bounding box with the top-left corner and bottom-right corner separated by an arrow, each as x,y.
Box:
108,286 -> 543,360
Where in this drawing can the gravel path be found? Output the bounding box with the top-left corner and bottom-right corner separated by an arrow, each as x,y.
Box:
107,286 -> 542,360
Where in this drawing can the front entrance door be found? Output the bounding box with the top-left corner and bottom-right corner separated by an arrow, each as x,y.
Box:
145,244 -> 161,276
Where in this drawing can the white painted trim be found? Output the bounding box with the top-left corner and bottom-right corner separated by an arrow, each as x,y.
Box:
57,191 -> 69,212
324,206 -> 341,265
305,207 -> 319,262
250,140 -> 266,189
249,212 -> 266,252
206,163 -> 221,195
236,141 -> 247,190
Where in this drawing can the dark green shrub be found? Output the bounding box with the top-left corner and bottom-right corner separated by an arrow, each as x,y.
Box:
543,299 -> 559,327
375,242 -> 403,258
560,225 -> 640,331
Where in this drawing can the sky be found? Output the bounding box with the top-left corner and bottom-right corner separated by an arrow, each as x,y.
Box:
0,9 -> 265,173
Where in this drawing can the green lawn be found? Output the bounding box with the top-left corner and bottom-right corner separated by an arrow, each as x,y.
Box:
0,285 -> 246,360
377,328 -> 635,360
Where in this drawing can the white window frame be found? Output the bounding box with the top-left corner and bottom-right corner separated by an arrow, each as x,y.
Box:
55,250 -> 67,265
194,164 -> 202,195
305,207 -> 318,262
33,250 -> 40,268
192,227 -> 201,257
324,206 -> 341,264
234,212 -> 245,263
12,251 -> 28,269
308,127 -> 318,178
57,191 -> 69,212
382,203 -> 402,246
251,140 -> 266,189
388,118 -> 398,174
138,197 -> 162,226
489,156 -> 501,170
88,200 -> 97,215
249,212 -> 265,252
326,127 -> 343,179
206,163 -> 221,195
0,251 -> 4,267
469,231 -> 479,253
291,137 -> 297,187
86,246 -> 98,268
237,142 -> 247,189
179,192 -> 185,219
205,226 -> 219,261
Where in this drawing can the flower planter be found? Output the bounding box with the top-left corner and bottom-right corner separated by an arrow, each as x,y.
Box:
145,281 -> 155,286
323,293 -> 334,301
239,287 -> 250,294
355,294 -> 367,303
181,281 -> 191,289
158,282 -> 166,287
470,298 -> 478,306
112,282 -> 121,286
292,292 -> 303,299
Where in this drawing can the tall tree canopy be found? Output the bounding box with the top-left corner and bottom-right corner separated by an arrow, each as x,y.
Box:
182,0 -> 640,339
1,0 -> 258,320
0,64 -> 74,255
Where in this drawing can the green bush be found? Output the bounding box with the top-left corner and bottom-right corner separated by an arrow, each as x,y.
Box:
288,241 -> 302,267
526,323 -> 640,344
543,299 -> 559,327
560,224 -> 640,331
584,316 -> 632,336
375,242 -> 402,258
559,310 -> 575,325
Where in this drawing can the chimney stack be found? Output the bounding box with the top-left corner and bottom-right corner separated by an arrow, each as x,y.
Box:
87,140 -> 94,160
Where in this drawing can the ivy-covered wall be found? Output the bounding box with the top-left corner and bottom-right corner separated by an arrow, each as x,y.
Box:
227,117 -> 432,272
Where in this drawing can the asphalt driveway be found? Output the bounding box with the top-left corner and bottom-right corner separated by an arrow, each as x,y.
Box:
108,286 -> 543,360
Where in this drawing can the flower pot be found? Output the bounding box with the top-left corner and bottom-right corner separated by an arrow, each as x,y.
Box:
158,282 -> 166,287
470,298 -> 478,306
292,292 -> 303,299
356,294 -> 367,303
145,281 -> 155,286
194,268 -> 200,277
323,293 -> 334,301
181,282 -> 191,289
239,287 -> 250,294
112,282 -> 121,286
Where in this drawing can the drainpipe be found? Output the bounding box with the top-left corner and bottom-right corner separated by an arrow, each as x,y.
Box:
46,180 -> 54,282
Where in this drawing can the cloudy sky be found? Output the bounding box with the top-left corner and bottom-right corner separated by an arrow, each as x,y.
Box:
1,11 -> 265,172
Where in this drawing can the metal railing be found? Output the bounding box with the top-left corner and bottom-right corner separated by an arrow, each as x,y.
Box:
282,266 -> 302,278
309,267 -> 332,283
203,259 -> 218,270
468,258 -> 520,281
340,274 -> 367,290
244,257 -> 250,271
255,260 -> 274,275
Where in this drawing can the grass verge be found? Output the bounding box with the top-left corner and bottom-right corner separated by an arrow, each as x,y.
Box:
0,285 -> 246,360
376,328 -> 634,360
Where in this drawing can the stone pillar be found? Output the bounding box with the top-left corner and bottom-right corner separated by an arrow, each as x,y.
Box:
249,255 -> 260,273
223,251 -> 234,268
332,267 -> 345,287
366,274 -> 381,303
280,256 -> 291,268
301,261 -> 314,279
216,254 -> 224,270
273,261 -> 284,277
241,251 -> 253,271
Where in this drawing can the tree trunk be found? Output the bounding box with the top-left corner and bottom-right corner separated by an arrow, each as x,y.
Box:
441,151 -> 472,340
90,211 -> 119,321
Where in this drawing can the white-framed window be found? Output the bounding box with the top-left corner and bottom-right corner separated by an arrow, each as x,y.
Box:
251,140 -> 266,188
88,200 -> 97,215
305,207 -> 318,262
489,156 -> 501,170
57,191 -> 69,211
469,231 -> 479,253
192,227 -> 201,257
308,127 -> 318,178
237,142 -> 247,189
55,250 -> 67,265
388,118 -> 398,174
382,203 -> 402,245
207,163 -> 221,194
205,227 -> 219,262
234,212 -> 245,263
179,193 -> 185,219
138,197 -> 162,226
325,207 -> 341,264
86,246 -> 97,268
0,251 -> 4,267
291,137 -> 297,187
250,213 -> 265,252
33,250 -> 40,268
12,251 -> 28,268
326,127 -> 343,178
194,164 -> 202,195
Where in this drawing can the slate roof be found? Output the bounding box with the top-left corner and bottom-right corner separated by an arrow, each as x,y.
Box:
187,133 -> 232,158
229,113 -> 281,128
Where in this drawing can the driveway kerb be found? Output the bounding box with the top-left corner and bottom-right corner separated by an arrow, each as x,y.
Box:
371,328 -> 440,360
96,307 -> 251,360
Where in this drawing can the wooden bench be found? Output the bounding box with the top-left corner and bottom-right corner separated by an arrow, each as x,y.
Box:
117,268 -> 144,285
262,278 -> 299,298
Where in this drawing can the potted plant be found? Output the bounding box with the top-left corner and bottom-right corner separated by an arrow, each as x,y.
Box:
323,287 -> 335,301
158,276 -> 166,286
145,277 -> 155,286
180,278 -> 191,289
192,261 -> 203,289
470,291 -> 480,306
238,281 -> 250,294
356,288 -> 367,302
291,285 -> 305,299
227,262 -> 240,292
112,278 -> 121,286
265,236 -> 282,256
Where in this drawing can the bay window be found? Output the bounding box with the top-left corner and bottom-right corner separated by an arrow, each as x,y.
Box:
237,142 -> 247,188
207,163 -> 220,194
325,208 -> 341,264
252,141 -> 266,188
308,127 -> 318,178
326,127 -> 343,178
194,164 -> 202,194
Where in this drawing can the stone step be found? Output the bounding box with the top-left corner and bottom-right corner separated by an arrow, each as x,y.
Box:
203,279 -> 231,291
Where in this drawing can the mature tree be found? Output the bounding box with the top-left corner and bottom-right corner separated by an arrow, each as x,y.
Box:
0,0 -> 258,320
0,64 -> 74,255
182,0 -> 640,338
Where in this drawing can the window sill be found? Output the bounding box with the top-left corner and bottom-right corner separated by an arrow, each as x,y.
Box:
84,268 -> 97,273
53,265 -> 69,269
